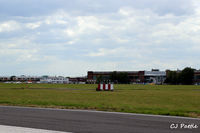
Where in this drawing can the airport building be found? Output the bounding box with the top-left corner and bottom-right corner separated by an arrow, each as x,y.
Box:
0,75 -> 69,84
68,77 -> 87,84
144,70 -> 166,84
87,69 -> 166,84
40,76 -> 69,84
0,69 -> 199,85
0,75 -> 40,83
194,70 -> 200,85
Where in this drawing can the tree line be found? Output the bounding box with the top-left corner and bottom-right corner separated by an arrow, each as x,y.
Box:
96,67 -> 196,85
96,71 -> 130,84
165,67 -> 195,85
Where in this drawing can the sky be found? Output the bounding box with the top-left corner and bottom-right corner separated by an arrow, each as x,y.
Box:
0,0 -> 200,76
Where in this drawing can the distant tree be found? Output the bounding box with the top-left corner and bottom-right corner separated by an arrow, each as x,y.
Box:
180,67 -> 194,85
118,72 -> 129,84
177,72 -> 182,84
165,70 -> 182,85
96,75 -> 103,84
10,76 -> 16,81
165,67 -> 195,85
110,71 -> 118,83
110,72 -> 129,84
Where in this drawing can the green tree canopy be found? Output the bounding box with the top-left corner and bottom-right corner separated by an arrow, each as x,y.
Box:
181,67 -> 194,85
110,72 -> 129,84
165,67 -> 194,85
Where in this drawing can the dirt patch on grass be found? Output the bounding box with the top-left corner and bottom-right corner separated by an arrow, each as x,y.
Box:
188,112 -> 200,118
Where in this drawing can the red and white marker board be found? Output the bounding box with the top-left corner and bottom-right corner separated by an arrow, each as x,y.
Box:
97,84 -> 114,91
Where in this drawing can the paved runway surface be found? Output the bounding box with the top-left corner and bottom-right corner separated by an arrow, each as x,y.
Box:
0,125 -> 69,133
0,106 -> 199,133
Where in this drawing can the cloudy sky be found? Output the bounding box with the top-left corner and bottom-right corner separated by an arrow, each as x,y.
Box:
0,0 -> 200,76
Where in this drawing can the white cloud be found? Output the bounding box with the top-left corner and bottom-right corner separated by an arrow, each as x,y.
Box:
0,38 -> 40,63
87,47 -> 144,59
1,1 -> 200,76
0,21 -> 20,32
26,22 -> 41,29
65,15 -> 106,37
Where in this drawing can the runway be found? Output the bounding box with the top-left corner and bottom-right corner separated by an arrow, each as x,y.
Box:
0,106 -> 199,133
0,125 -> 69,133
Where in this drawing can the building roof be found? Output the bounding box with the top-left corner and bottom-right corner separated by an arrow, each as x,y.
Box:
144,71 -> 166,76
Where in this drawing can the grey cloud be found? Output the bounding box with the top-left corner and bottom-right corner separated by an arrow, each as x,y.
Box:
126,0 -> 194,16
0,0 -> 195,17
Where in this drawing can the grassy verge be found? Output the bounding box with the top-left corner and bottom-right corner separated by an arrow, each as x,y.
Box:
0,83 -> 200,118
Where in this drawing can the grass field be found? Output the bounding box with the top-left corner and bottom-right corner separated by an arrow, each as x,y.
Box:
0,83 -> 200,118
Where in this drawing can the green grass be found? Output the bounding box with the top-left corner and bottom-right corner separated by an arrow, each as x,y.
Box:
0,83 -> 200,118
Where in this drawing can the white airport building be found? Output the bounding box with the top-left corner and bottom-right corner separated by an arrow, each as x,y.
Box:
40,76 -> 69,84
144,70 -> 166,84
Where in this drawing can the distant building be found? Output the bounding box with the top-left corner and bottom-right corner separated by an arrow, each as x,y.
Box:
40,76 -> 69,84
0,75 -> 40,83
144,70 -> 166,84
0,76 -> 10,81
16,75 -> 40,82
87,71 -> 145,84
0,75 -> 69,84
87,69 -> 166,84
69,77 -> 87,84
194,70 -> 200,84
